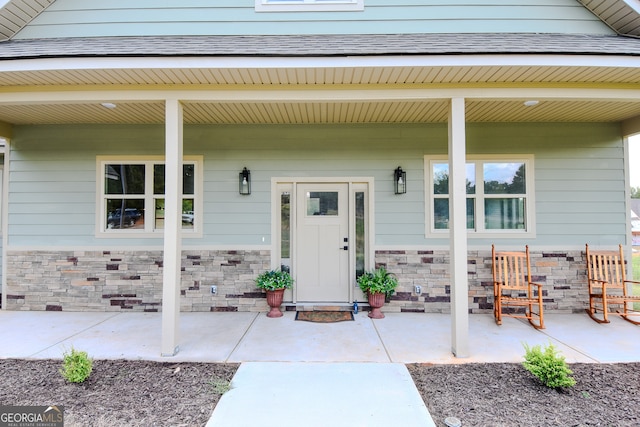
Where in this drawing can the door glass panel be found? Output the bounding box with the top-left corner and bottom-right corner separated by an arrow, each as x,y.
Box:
155,198 -> 165,229
281,191 -> 291,273
306,191 -> 338,216
355,191 -> 365,278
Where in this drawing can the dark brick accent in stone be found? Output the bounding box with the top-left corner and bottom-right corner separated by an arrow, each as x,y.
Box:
391,292 -> 419,302
377,250 -> 406,254
155,260 -> 163,267
46,305 -> 62,311
531,275 -> 546,282
222,260 -> 242,266
211,306 -> 238,312
7,294 -> 25,299
102,294 -> 136,299
401,308 -> 426,313
424,296 -> 450,303
188,282 -> 200,291
468,259 -> 476,264
121,275 -> 140,280
192,261 -> 201,265
87,277 -> 99,281
543,253 -> 567,258
187,255 -> 201,260
417,250 -> 434,255
180,290 -> 186,296
445,285 -> 450,294
110,299 -> 141,307
110,258 -> 122,262
102,251 -> 111,255
106,264 -> 119,270
67,257 -> 78,265
421,257 -> 434,264
554,285 -> 571,290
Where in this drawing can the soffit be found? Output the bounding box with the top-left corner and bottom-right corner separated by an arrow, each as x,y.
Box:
1,98 -> 639,125
578,0 -> 640,36
0,0 -> 53,41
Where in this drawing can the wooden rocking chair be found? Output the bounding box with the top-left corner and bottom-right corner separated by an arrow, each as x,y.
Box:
585,244 -> 640,325
492,245 -> 545,329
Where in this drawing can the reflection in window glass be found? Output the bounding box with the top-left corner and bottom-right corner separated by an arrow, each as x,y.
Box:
307,192 -> 338,216
281,192 -> 291,273
483,163 -> 525,194
355,192 -> 365,278
155,199 -> 165,230
433,198 -> 475,230
106,199 -> 144,229
432,163 -> 476,195
105,164 -> 145,194
101,159 -> 199,234
485,198 -> 526,229
182,198 -> 194,230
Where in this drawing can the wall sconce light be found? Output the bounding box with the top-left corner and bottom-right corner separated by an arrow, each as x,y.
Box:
394,166 -> 406,194
239,167 -> 251,195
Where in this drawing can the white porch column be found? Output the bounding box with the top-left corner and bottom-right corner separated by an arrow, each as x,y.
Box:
161,98 -> 184,357
448,97 -> 469,358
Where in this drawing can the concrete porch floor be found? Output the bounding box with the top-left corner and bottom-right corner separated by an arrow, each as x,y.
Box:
1,310 -> 638,363
1,310 -> 638,427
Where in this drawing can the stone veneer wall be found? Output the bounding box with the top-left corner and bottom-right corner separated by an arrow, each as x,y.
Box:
376,249 -> 588,314
5,250 -> 271,312
5,248 -> 589,313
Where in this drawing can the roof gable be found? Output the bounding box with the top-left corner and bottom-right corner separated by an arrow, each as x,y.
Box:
0,0 -> 53,41
0,0 -> 624,40
578,0 -> 640,36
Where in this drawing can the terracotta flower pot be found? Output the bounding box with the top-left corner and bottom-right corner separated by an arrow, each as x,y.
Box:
266,288 -> 285,318
367,292 -> 386,319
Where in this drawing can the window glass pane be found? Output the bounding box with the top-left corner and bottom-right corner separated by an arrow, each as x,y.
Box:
105,164 -> 145,195
106,199 -> 144,229
355,192 -> 365,278
280,192 -> 291,273
485,198 -> 526,229
433,163 -> 449,195
433,163 -> 475,194
434,198 -> 475,230
183,164 -> 195,195
466,163 -> 476,195
466,198 -> 475,230
154,164 -> 164,195
155,198 -> 165,229
483,162 -> 526,194
307,191 -> 338,216
182,199 -> 194,230
434,198 -> 449,229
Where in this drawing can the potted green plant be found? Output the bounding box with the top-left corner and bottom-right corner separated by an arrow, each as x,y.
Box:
255,269 -> 293,318
357,266 -> 398,319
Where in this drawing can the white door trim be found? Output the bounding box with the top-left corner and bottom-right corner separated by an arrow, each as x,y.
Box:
271,177 -> 375,304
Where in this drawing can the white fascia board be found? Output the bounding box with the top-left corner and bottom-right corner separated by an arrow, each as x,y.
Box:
2,53 -> 640,73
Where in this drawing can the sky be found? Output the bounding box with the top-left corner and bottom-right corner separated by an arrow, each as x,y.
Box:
631,135 -> 640,188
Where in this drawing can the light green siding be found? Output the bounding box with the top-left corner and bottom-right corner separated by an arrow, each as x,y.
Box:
8,122 -> 625,248
14,0 -> 613,39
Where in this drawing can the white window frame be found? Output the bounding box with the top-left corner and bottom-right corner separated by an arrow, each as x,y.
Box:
424,155 -> 536,238
96,155 -> 203,238
256,0 -> 364,12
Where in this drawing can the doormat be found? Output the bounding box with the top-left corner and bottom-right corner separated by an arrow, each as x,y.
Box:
295,311 -> 354,323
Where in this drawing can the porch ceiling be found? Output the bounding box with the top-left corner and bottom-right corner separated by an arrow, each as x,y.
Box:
1,62 -> 640,125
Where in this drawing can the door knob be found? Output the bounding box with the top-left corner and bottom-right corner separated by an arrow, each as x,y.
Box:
339,246 -> 348,250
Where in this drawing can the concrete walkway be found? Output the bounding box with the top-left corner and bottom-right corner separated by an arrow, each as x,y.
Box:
1,310 -> 639,426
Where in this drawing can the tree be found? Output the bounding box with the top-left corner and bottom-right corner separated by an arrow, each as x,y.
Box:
632,187 -> 640,199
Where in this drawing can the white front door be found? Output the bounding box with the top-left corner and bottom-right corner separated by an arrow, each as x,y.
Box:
295,183 -> 350,302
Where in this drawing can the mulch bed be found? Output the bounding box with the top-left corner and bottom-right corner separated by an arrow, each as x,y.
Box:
1,359 -> 639,426
408,362 -> 640,427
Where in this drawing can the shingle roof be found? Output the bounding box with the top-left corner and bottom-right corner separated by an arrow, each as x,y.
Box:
0,33 -> 640,60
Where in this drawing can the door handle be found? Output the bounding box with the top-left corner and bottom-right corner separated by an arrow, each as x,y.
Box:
339,246 -> 348,250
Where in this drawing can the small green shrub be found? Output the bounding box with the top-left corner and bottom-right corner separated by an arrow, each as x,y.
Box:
60,347 -> 93,383
522,342 -> 576,389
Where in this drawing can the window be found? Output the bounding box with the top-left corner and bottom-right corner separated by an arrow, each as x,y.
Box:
98,156 -> 202,236
425,155 -> 535,237
255,0 -> 364,12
